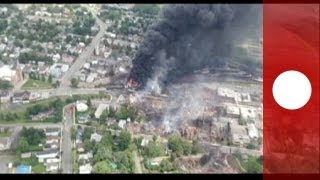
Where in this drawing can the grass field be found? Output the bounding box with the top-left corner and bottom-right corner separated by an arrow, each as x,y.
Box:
21,79 -> 52,90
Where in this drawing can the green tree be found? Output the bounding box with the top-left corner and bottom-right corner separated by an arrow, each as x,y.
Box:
144,141 -> 165,158
93,145 -> 113,163
20,127 -> 46,146
66,35 -> 72,43
117,131 -> 131,151
113,151 -> 135,172
243,156 -> 263,173
191,140 -> 202,154
168,134 -> 192,156
32,164 -> 46,173
99,110 -> 109,124
0,80 -> 13,90
115,104 -> 137,121
92,161 -> 113,173
16,137 -> 29,153
0,19 -> 8,33
71,127 -> 77,140
83,127 -> 94,140
84,139 -> 96,152
71,78 -> 79,88
160,159 -> 174,172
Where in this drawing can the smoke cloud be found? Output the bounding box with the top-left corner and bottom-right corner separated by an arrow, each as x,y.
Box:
128,4 -> 262,89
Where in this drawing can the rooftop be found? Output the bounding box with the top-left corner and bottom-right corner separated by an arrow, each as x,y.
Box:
217,88 -> 236,98
94,104 -> 109,119
79,164 -> 92,174
90,133 -> 102,143
240,107 -> 257,120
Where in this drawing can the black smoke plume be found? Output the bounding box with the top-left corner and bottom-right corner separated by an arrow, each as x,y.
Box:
128,4 -> 261,89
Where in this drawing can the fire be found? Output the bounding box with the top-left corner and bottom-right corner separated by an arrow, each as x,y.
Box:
127,78 -> 140,89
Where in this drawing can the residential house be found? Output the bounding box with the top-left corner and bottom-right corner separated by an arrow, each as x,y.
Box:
30,109 -> 55,121
141,138 -> 149,147
94,104 -> 109,119
0,90 -> 11,103
21,152 -> 32,159
76,129 -> 83,144
90,133 -> 102,143
83,63 -> 90,70
79,163 -> 92,174
12,91 -> 30,104
76,101 -> 88,112
45,128 -> 60,137
52,54 -> 61,62
78,152 -> 93,162
50,64 -> 63,78
217,88 -> 236,104
118,120 -> 126,129
240,107 -> 257,121
62,54 -> 75,65
36,149 -> 59,163
235,92 -> 252,105
29,92 -> 41,102
46,136 -> 59,144
61,64 -> 69,73
77,143 -> 85,153
45,158 -> 60,172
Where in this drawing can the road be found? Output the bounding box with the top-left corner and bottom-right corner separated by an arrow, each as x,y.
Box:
19,88 -> 105,98
133,151 -> 142,173
203,141 -> 262,157
61,104 -> 74,174
58,10 -> 108,89
0,123 -> 62,128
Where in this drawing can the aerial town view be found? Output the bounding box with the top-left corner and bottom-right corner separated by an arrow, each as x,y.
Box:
0,4 -> 263,174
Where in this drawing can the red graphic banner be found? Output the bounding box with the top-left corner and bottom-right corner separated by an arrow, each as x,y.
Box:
263,3 -> 319,176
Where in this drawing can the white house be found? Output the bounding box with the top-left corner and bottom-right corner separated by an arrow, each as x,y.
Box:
61,64 -> 69,73
78,152 -> 93,161
46,158 -> 60,172
118,120 -> 126,129
76,101 -> 88,112
36,150 -> 59,163
45,128 -> 60,137
0,65 -> 16,82
248,123 -> 259,139
94,104 -> 109,119
52,54 -> 61,62
90,133 -> 102,143
79,163 -> 92,174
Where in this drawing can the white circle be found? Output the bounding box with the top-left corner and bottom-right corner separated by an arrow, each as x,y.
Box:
272,70 -> 312,110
